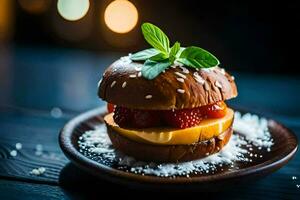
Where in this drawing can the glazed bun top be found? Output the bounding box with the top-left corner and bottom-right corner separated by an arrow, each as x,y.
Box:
98,56 -> 237,110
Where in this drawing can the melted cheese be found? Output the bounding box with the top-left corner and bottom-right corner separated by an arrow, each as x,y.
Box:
104,108 -> 234,145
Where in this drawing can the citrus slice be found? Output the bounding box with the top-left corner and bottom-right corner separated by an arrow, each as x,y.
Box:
104,108 -> 234,145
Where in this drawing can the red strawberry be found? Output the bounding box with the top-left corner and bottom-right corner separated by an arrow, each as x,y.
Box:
163,108 -> 203,129
132,110 -> 161,128
113,106 -> 132,127
107,103 -> 115,113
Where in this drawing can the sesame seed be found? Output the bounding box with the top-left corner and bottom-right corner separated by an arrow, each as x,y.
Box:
174,61 -> 184,67
122,82 -> 127,88
231,76 -> 235,80
145,95 -> 152,99
129,74 -> 137,78
193,72 -> 205,84
179,66 -> 189,74
177,89 -> 185,94
110,81 -> 116,88
162,70 -> 166,73
204,82 -> 210,91
176,78 -> 185,83
215,81 -> 222,88
205,152 -> 210,156
171,65 -> 177,69
138,72 -> 142,77
174,72 -> 186,79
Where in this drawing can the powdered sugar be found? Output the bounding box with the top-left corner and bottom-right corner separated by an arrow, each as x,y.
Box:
78,112 -> 273,177
233,112 -> 273,148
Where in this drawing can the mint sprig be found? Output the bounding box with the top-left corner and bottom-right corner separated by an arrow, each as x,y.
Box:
130,23 -> 220,80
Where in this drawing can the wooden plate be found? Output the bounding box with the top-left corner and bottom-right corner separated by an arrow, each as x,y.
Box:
59,107 -> 298,190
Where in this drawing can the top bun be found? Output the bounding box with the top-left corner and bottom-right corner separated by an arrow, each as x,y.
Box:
98,57 -> 237,110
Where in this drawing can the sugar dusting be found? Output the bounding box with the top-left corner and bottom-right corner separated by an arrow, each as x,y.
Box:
78,112 -> 273,177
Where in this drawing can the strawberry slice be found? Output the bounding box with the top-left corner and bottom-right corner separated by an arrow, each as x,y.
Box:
163,108 -> 203,129
113,106 -> 132,127
202,101 -> 227,118
107,103 -> 115,113
132,110 -> 161,128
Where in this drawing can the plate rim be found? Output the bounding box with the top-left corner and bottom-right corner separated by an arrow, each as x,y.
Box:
59,106 -> 298,185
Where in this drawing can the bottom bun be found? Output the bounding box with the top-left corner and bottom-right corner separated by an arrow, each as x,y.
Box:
107,125 -> 233,163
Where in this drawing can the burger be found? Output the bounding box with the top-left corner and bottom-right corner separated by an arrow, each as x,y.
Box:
98,23 -> 237,162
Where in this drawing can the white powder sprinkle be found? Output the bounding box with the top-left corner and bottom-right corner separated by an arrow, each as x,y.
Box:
145,95 -> 153,99
220,68 -> 226,75
120,56 -> 132,65
177,89 -> 185,94
30,167 -> 46,176
296,185 -> 300,188
174,72 -> 186,79
97,78 -> 102,87
10,150 -> 17,157
135,66 -> 142,71
16,143 -> 22,150
50,107 -> 62,118
215,81 -> 222,88
176,78 -> 185,83
78,112 -> 273,177
122,82 -> 127,88
233,112 -> 273,148
201,67 -> 217,72
292,176 -> 297,180
110,81 -> 116,88
129,74 -> 137,78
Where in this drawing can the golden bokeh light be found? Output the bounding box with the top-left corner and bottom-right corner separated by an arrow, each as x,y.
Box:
104,0 -> 138,34
57,0 -> 90,21
18,0 -> 51,14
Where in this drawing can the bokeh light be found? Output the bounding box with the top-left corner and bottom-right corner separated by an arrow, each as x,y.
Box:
57,0 -> 90,21
0,0 -> 13,41
18,0 -> 51,14
104,0 -> 138,34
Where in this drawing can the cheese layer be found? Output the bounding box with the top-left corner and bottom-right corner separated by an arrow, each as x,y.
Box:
104,108 -> 234,145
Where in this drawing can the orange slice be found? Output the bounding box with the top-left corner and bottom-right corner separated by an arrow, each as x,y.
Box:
104,108 -> 234,145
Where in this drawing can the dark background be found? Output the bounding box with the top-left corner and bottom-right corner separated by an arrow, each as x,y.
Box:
3,0 -> 300,74
0,1 -> 300,199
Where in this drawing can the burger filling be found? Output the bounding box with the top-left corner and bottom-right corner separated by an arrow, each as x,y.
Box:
107,101 -> 227,129
104,107 -> 233,145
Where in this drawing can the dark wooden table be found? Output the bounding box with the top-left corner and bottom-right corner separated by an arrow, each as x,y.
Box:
0,46 -> 299,199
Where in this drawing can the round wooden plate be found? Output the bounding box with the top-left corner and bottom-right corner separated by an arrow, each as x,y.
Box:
59,107 -> 298,190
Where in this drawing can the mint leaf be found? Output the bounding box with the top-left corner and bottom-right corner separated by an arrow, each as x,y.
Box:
142,59 -> 171,80
176,47 -> 185,58
178,46 -> 220,68
149,53 -> 169,61
169,42 -> 180,63
141,23 -> 170,54
130,48 -> 160,61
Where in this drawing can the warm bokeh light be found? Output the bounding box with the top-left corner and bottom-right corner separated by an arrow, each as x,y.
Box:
57,0 -> 90,21
0,0 -> 13,41
104,0 -> 138,34
18,0 -> 51,14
